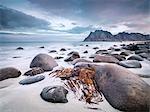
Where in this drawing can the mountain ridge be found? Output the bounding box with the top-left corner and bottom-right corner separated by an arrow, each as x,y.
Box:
84,30 -> 150,41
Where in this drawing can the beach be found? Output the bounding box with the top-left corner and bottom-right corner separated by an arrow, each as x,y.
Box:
0,41 -> 150,112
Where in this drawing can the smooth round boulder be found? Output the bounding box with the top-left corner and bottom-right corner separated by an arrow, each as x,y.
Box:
120,51 -> 131,56
30,53 -> 58,71
139,53 -> 150,59
110,54 -> 126,61
93,55 -> 119,63
95,50 -> 108,54
40,86 -> 68,103
64,52 -> 80,62
118,60 -> 142,68
72,58 -> 92,65
75,63 -> 150,112
127,54 -> 144,61
19,75 -> 45,85
0,67 -> 21,81
24,67 -> 44,76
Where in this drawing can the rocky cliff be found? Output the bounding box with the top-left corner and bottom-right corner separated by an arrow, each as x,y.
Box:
84,30 -> 150,41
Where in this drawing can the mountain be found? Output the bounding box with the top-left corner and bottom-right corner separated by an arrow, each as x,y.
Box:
84,30 -> 150,41
0,5 -> 50,30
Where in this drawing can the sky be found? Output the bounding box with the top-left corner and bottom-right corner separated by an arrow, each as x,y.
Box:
0,0 -> 150,40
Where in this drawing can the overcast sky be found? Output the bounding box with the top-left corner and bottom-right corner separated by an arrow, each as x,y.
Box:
0,0 -> 150,37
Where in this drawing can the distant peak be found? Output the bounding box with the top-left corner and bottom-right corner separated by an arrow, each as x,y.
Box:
84,29 -> 150,41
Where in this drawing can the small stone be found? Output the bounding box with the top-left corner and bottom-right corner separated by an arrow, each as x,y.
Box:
19,75 -> 45,85
16,47 -> 24,50
49,50 -> 57,53
83,50 -> 88,53
60,48 -> 66,51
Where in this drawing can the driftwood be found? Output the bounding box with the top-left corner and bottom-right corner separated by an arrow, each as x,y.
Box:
49,67 -> 103,104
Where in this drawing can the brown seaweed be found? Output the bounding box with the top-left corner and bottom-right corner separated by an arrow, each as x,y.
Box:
49,67 -> 103,104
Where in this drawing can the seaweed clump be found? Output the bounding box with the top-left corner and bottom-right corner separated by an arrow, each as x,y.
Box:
50,67 -> 103,104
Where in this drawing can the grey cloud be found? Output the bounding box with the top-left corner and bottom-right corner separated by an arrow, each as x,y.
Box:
66,25 -> 95,34
27,0 -> 149,23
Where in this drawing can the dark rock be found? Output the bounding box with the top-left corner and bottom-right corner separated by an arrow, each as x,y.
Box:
54,56 -> 63,59
65,52 -> 80,62
138,53 -> 150,59
120,51 -> 131,56
49,50 -> 57,53
127,54 -> 144,61
114,48 -> 121,51
75,63 -> 150,112
30,53 -> 58,71
110,54 -> 126,61
120,44 -> 126,46
19,75 -> 45,85
83,50 -> 88,53
72,58 -> 92,65
108,47 -> 115,51
24,67 -> 44,76
40,86 -> 68,103
85,45 -> 89,47
118,60 -> 142,68
0,67 -> 21,81
60,48 -> 66,51
67,51 -> 77,56
16,47 -> 24,50
89,54 -> 98,58
122,44 -> 139,51
93,47 -> 99,50
95,50 -> 108,54
39,46 -> 44,48
135,49 -> 150,54
12,56 -> 21,58
93,55 -> 119,63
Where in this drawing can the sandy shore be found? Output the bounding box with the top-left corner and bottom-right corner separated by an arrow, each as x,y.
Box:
0,41 -> 149,112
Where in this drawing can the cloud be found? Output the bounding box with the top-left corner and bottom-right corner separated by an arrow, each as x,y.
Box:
66,25 -> 96,34
0,0 -> 149,35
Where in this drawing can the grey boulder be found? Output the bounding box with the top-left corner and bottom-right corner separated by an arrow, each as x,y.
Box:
127,54 -> 144,61
65,52 -> 80,62
40,86 -> 68,103
30,53 -> 58,71
93,55 -> 119,63
72,58 -> 92,65
75,63 -> 150,112
118,60 -> 142,68
0,67 -> 21,81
